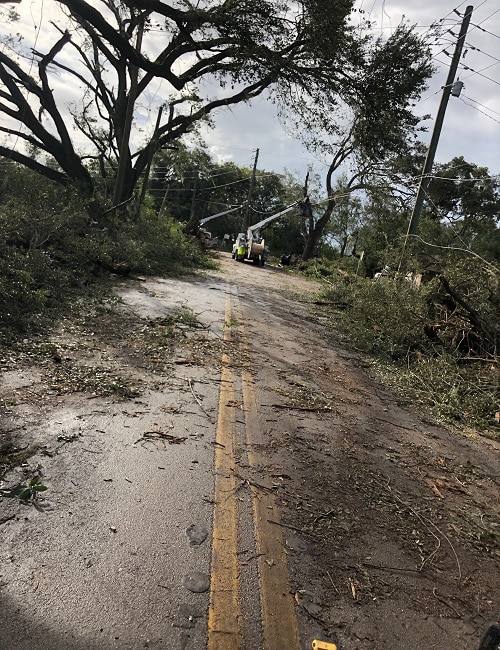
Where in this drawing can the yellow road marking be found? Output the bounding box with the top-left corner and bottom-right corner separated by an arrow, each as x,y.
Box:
235,294 -> 301,650
208,291 -> 242,649
209,287 -> 300,649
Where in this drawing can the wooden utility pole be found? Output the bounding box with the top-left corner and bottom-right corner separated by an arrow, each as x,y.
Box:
241,148 -> 259,231
407,6 -> 473,237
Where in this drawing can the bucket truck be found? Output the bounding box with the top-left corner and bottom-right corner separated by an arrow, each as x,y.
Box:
232,202 -> 300,266
197,205 -> 242,246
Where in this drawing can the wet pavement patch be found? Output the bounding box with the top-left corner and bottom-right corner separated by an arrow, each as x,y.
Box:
182,571 -> 210,593
172,603 -> 204,629
186,523 -> 208,546
285,534 -> 307,552
295,589 -> 323,618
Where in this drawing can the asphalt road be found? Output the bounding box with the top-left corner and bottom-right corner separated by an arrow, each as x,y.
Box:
0,255 -> 320,649
1,253 -> 498,650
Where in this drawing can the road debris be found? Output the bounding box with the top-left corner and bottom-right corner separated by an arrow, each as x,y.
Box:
186,523 -> 208,547
295,589 -> 323,618
134,431 -> 188,445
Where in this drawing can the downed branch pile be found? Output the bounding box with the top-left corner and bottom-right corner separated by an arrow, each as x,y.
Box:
319,259 -> 499,432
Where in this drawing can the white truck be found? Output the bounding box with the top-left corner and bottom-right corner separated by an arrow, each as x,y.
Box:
232,202 -> 300,266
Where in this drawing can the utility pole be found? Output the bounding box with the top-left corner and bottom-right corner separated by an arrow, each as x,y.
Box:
407,5 -> 473,237
241,148 -> 259,231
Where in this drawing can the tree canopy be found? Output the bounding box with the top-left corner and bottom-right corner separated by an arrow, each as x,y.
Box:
0,0 -> 431,219
280,22 -> 434,259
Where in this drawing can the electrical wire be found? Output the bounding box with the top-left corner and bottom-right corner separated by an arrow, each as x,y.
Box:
468,22 -> 500,40
460,63 -> 500,86
464,41 -> 500,64
459,96 -> 500,124
470,5 -> 500,31
461,92 -> 500,117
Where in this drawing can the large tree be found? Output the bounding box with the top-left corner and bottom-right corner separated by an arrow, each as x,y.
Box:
287,24 -> 433,260
0,1 -> 431,223
0,0 -> 362,212
425,157 -> 500,252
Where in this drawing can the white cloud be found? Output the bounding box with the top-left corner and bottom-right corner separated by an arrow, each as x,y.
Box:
1,0 -> 499,178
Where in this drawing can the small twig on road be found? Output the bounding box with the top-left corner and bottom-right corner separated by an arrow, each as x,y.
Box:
312,509 -> 336,525
373,417 -> 414,432
361,562 -> 422,574
267,518 -> 319,540
186,378 -> 214,422
431,587 -> 462,617
326,570 -> 341,595
270,403 -> 333,412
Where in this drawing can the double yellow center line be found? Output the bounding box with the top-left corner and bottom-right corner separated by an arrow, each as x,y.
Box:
208,286 -> 300,650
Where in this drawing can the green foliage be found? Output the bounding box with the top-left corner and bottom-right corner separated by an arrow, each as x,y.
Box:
426,157 -> 499,239
0,164 -> 213,341
382,354 -> 498,431
353,25 -> 433,160
323,274 -> 427,357
1,476 -> 48,502
98,209 -> 211,276
315,258 -> 499,432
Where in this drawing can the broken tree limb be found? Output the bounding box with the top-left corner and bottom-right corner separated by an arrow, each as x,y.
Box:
270,403 -> 333,412
134,431 -> 187,445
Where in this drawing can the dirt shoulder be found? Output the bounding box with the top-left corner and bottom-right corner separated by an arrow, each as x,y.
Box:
0,252 -> 498,650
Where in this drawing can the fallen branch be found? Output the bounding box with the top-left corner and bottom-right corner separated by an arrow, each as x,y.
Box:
270,403 -> 333,412
312,509 -> 337,525
267,518 -> 319,539
135,431 -> 187,445
186,378 -> 214,421
373,417 -> 414,431
431,587 -> 461,618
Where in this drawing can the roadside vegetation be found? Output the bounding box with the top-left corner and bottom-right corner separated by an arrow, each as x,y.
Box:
303,256 -> 499,436
0,162 -> 211,341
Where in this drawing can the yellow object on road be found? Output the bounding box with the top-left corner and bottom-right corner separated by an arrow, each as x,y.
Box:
312,641 -> 338,650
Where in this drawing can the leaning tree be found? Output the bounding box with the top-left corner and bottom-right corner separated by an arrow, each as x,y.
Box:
284,23 -> 434,260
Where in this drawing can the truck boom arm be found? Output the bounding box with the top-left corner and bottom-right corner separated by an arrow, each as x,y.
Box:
199,205 -> 242,226
248,202 -> 300,233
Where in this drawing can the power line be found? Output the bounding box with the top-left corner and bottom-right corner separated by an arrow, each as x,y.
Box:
469,22 -> 500,40
460,63 -> 500,86
459,96 -> 500,124
467,0 -> 490,12
470,6 -> 500,30
464,41 -> 500,64
461,93 -> 500,117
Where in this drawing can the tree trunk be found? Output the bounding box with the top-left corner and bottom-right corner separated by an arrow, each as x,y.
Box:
301,200 -> 336,261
